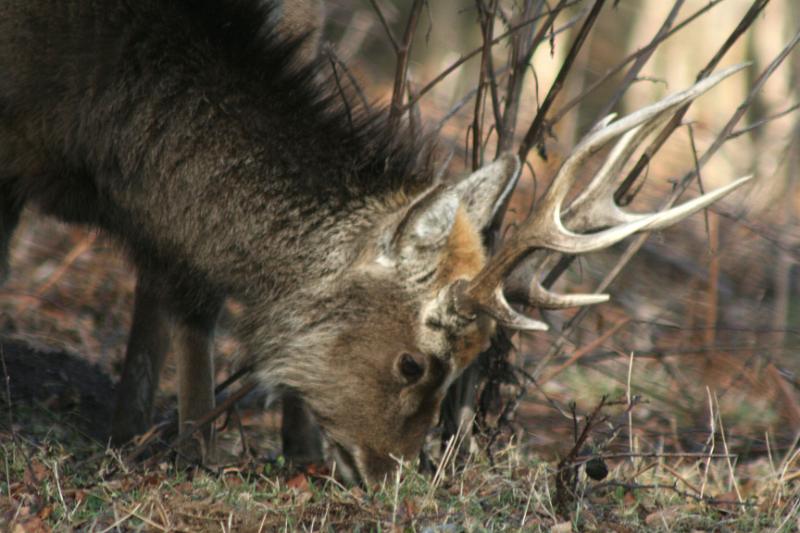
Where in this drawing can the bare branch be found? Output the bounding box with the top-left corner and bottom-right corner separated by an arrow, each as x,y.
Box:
595,0 -> 685,121
726,102 -> 800,140
615,0 -> 771,206
369,0 -> 400,54
538,27 -> 799,367
549,0 -> 730,127
496,0 -> 550,154
538,0 -> 773,302
518,0 -> 608,163
323,44 -> 371,111
389,0 -> 426,126
471,0 -> 500,170
402,1 -> 581,115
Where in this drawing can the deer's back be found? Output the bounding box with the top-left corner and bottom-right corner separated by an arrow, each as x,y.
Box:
0,0 -> 434,298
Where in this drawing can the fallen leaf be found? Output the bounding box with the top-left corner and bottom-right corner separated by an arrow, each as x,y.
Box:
304,463 -> 330,477
36,505 -> 52,521
551,521 -> 572,533
645,505 -> 692,526
402,497 -> 417,518
174,482 -> 193,492
623,491 -> 637,507
349,487 -> 366,501
13,517 -> 50,533
23,461 -> 48,486
286,473 -> 309,491
295,490 -> 313,505
710,491 -> 741,513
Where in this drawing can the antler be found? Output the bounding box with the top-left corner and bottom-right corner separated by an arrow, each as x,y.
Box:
450,64 -> 753,331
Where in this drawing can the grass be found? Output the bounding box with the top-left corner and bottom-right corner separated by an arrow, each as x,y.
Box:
1,1 -> 798,524
2,388 -> 800,532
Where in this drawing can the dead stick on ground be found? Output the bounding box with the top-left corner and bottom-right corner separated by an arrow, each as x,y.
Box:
124,365 -> 255,463
145,381 -> 257,467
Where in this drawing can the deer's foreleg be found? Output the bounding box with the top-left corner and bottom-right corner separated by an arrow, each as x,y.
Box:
112,272 -> 172,445
173,292 -> 223,464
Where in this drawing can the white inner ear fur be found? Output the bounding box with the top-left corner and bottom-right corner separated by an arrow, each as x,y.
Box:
453,154 -> 521,229
405,190 -> 459,251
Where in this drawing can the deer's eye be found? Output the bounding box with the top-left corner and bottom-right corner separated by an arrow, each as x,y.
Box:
398,352 -> 425,383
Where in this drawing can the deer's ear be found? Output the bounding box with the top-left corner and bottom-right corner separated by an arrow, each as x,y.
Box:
454,153 -> 521,230
392,185 -> 459,254
383,185 -> 459,273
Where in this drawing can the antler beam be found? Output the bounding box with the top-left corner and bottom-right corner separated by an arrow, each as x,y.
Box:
452,64 -> 753,331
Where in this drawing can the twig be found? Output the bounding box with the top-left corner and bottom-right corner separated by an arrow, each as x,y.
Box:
726,102 -> 800,140
401,1 -> 581,114
555,395 -> 610,512
581,451 -> 737,461
145,381 -> 257,467
327,53 -> 353,131
538,319 -> 630,385
700,387 -> 716,498
389,0 -> 425,126
549,0 -> 730,127
323,45 -> 371,111
539,10 -> 796,364
595,0 -> 685,121
496,0 -> 549,154
369,0 -> 399,53
471,0 -> 499,170
19,233 -> 97,313
713,392 -> 743,503
615,0 -> 771,204
518,0 -> 607,162
626,351 -> 635,458
587,481 -> 754,506
124,365 -> 255,463
430,69 -> 509,137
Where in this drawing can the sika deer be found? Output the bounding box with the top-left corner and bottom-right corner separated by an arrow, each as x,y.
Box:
0,0 -> 749,484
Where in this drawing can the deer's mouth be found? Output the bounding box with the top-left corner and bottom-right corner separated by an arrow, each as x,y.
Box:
329,441 -> 363,486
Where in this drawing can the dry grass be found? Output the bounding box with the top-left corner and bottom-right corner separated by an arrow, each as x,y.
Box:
2,0 -> 800,531
2,395 -> 800,532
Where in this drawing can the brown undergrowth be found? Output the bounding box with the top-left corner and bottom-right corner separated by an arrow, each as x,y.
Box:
3,0 -> 800,530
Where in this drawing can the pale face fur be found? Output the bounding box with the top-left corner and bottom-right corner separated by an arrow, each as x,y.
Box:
261,157 -> 519,486
315,211 -> 492,484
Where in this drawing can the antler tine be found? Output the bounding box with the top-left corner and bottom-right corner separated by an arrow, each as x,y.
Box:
504,251 -> 609,310
563,113 -> 673,231
451,65 -> 751,330
537,63 -> 748,223
500,172 -> 753,312
499,112 -> 673,311
564,66 -> 752,234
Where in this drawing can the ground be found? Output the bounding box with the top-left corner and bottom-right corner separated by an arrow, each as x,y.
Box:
1,338 -> 799,531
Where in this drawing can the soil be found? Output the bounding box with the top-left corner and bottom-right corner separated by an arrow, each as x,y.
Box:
0,339 -> 116,442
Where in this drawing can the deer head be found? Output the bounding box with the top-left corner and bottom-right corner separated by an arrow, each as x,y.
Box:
279,64 -> 750,486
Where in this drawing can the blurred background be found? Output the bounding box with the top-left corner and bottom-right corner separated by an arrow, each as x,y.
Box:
2,0 -> 798,462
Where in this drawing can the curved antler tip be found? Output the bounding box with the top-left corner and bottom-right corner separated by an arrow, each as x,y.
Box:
499,315 -> 550,332
724,61 -> 752,73
580,293 -> 610,305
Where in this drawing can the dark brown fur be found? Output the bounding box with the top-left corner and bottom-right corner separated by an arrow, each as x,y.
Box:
0,0 -> 515,483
